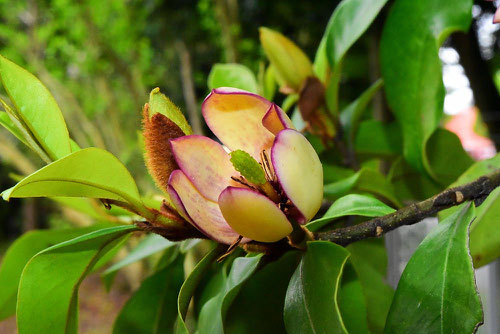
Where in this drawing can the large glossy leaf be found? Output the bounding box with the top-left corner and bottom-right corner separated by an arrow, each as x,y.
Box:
208,63 -> 258,93
197,254 -> 263,334
347,240 -> 393,333
439,153 -> 500,267
307,194 -> 395,231
284,241 -> 350,334
225,252 -> 300,334
102,234 -> 175,289
2,147 -> 142,208
338,264 -> 369,334
175,244 -> 225,334
113,255 -> 184,334
385,204 -> 483,333
17,225 -> 137,334
0,226 -> 106,320
380,0 -> 472,174
325,0 -> 388,69
0,55 -> 71,160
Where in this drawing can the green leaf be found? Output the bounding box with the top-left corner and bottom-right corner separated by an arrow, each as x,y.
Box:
347,240 -> 393,333
340,79 -> 384,146
284,241 -> 350,334
197,254 -> 263,334
149,88 -> 192,136
324,168 -> 402,208
338,264 -> 369,334
388,157 -> 442,201
113,255 -> 184,334
384,204 -> 483,333
354,120 -> 403,157
229,149 -> 267,185
17,225 -> 137,334
439,153 -> 500,267
307,194 -> 395,231
176,245 -> 225,334
225,252 -> 300,334
0,226 -> 106,320
425,128 -> 474,186
102,234 -> 175,290
0,55 -> 71,160
2,147 -> 142,208
380,0 -> 473,173
0,98 -> 51,162
208,63 -> 258,93
325,0 -> 388,69
0,111 -> 28,146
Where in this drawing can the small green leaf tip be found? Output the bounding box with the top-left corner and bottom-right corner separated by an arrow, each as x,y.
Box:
148,88 -> 193,135
230,150 -> 267,185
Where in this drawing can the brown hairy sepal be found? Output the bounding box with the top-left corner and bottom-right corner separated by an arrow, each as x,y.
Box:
142,103 -> 185,193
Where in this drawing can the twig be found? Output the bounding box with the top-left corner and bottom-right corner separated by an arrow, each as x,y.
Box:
315,169 -> 500,246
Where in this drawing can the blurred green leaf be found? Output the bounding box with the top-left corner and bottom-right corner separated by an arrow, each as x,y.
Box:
425,128 -> 474,186
17,225 -> 137,334
340,79 -> 384,145
0,226 -> 107,320
113,255 -> 184,334
325,0 -> 388,69
225,252 -> 300,334
380,0 -> 472,173
176,244 -> 225,334
307,194 -> 395,231
0,55 -> 71,160
102,234 -> 175,290
2,148 -> 142,208
197,254 -> 263,334
324,167 -> 401,207
208,63 -> 258,93
354,120 -> 403,157
284,241 -> 349,334
385,204 -> 483,333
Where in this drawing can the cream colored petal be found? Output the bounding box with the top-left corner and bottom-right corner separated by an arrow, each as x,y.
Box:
271,129 -> 323,223
168,170 -> 243,244
170,135 -> 236,202
218,186 -> 292,242
262,103 -> 295,135
202,87 -> 275,159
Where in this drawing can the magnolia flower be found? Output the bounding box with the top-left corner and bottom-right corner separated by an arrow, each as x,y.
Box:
153,88 -> 323,244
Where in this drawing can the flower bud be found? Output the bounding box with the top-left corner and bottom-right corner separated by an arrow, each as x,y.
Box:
259,27 -> 313,93
143,88 -> 191,193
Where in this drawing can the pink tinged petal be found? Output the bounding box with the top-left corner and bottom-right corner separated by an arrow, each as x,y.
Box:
218,187 -> 293,243
170,135 -> 236,202
272,129 -> 323,223
167,184 -> 193,224
262,103 -> 295,135
202,87 -> 275,159
495,7 -> 500,24
168,170 -> 243,244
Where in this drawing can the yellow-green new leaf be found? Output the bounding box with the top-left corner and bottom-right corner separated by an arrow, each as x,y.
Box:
0,55 -> 71,160
2,148 -> 142,208
259,27 -> 313,92
149,88 -> 192,135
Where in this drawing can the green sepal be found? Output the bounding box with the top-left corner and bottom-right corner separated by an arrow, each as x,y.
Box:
230,150 -> 267,185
